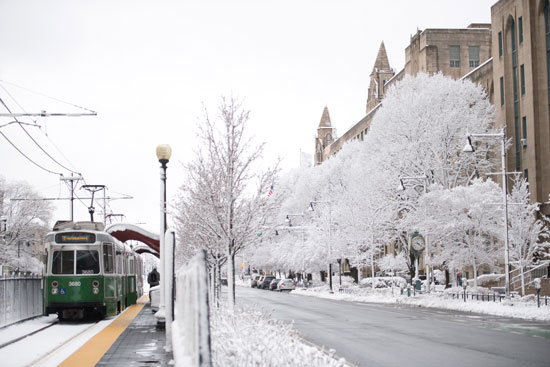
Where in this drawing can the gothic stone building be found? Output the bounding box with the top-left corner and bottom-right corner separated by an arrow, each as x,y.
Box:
315,0 -> 550,215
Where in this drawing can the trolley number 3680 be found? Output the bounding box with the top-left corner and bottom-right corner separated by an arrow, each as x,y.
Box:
68,281 -> 81,287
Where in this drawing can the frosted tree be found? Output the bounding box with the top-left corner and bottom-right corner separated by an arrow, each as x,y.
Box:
419,179 -> 502,287
507,175 -> 550,294
376,252 -> 408,277
368,73 -> 497,191
363,73 -> 497,280
175,97 -> 277,309
0,177 -> 52,273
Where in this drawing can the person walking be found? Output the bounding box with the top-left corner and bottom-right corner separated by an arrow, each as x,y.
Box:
147,267 -> 160,301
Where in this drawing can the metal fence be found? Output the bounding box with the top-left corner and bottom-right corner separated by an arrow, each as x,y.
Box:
0,273 -> 43,327
450,292 -> 549,306
172,250 -> 211,367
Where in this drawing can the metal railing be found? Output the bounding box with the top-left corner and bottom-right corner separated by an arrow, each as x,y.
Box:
510,261 -> 549,293
450,291 -> 549,306
0,273 -> 43,328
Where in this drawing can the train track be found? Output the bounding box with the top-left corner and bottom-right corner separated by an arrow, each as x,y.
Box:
0,320 -> 58,350
0,318 -> 104,367
25,320 -> 102,367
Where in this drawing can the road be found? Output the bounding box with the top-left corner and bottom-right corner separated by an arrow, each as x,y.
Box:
236,286 -> 550,367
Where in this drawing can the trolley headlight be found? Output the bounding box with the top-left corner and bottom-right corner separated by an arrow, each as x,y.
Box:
51,280 -> 59,295
92,279 -> 99,294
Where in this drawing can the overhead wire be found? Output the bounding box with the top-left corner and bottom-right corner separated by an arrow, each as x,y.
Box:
0,129 -> 63,176
0,81 -> 83,173
0,80 -> 112,220
0,91 -> 81,175
0,79 -> 97,115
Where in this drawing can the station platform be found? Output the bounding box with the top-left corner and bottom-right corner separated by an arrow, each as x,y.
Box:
59,297 -> 173,367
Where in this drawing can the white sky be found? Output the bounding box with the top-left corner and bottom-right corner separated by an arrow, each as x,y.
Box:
0,0 -> 496,233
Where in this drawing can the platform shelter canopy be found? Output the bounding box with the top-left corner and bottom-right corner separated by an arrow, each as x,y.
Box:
105,223 -> 160,257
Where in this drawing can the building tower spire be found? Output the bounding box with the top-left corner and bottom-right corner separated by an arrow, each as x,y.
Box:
314,106 -> 335,165
366,41 -> 395,114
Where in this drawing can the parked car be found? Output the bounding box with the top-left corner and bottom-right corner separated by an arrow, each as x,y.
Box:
269,278 -> 281,290
258,276 -> 276,289
250,274 -> 261,288
277,279 -> 296,291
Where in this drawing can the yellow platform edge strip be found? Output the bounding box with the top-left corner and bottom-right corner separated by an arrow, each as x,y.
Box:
59,295 -> 149,367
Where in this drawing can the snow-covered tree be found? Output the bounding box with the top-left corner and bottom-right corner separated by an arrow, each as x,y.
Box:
0,177 -> 53,273
376,252 -> 408,277
507,175 -> 550,294
249,73 -> 499,285
175,97 -> 277,309
419,179 -> 503,287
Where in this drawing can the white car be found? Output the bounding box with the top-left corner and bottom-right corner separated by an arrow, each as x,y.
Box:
277,279 -> 296,291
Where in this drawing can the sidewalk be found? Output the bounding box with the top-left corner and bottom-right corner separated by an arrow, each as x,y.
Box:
96,303 -> 172,366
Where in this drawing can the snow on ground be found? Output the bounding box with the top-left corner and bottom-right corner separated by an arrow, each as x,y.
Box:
210,303 -> 347,367
0,314 -> 117,366
292,284 -> 550,321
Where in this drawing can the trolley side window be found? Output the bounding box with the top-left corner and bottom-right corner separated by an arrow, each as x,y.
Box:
103,244 -> 114,273
129,257 -> 135,275
76,250 -> 100,274
52,250 -> 74,274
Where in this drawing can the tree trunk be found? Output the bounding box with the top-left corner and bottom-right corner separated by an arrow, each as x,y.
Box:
210,263 -> 216,308
226,243 -> 235,311
472,262 -> 478,288
216,258 -> 222,308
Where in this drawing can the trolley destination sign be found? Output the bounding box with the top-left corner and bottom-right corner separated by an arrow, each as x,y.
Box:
55,232 -> 96,244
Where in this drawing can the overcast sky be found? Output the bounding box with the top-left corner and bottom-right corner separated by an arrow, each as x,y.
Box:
0,0 -> 496,233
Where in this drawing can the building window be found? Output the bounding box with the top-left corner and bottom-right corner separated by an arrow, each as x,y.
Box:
519,16 -> 523,44
524,169 -> 529,182
499,31 -> 503,58
469,46 -> 480,68
449,45 -> 460,67
520,64 -> 525,95
522,116 -> 527,139
360,131 -> 364,141
500,77 -> 504,106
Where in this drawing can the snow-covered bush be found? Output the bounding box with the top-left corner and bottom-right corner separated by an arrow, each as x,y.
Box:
336,276 -> 356,288
210,305 -> 346,366
468,273 -> 504,287
359,277 -> 407,289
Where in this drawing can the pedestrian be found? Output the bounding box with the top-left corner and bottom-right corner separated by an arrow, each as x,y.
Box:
148,267 -> 160,287
147,267 -> 160,301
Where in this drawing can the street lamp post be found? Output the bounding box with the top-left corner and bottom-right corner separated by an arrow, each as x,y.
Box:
463,128 -> 510,297
286,214 -> 306,284
309,201 -> 333,293
155,144 -> 171,326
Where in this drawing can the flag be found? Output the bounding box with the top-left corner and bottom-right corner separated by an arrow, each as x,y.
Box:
267,184 -> 273,198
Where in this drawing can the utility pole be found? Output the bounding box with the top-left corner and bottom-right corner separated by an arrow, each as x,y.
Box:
60,174 -> 83,221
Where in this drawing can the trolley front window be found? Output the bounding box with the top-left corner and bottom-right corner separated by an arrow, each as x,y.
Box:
52,251 -> 75,274
76,250 -> 100,274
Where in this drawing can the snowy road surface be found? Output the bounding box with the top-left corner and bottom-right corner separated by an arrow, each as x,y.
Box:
237,287 -> 550,367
